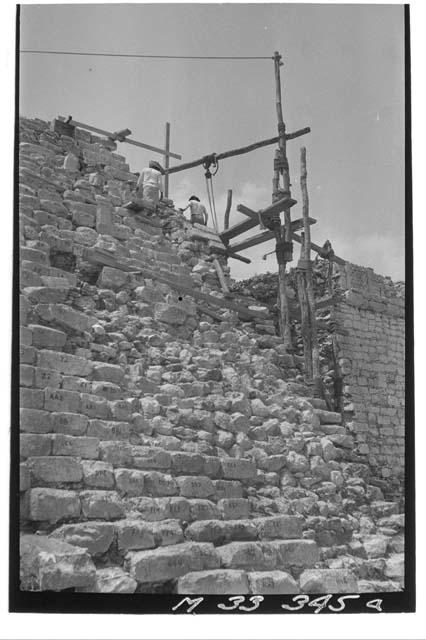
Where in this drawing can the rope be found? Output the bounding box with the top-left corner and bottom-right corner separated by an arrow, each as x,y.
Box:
209,175 -> 219,232
205,175 -> 219,233
21,50 -> 272,60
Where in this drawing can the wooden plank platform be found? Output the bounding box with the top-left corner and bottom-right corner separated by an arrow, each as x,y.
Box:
228,217 -> 317,253
220,196 -> 297,244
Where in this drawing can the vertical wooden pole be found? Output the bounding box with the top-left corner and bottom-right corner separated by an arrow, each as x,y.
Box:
224,189 -> 233,230
164,122 -> 170,198
300,146 -> 322,396
272,51 -> 292,350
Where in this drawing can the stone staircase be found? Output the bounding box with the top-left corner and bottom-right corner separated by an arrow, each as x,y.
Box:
18,116 -> 404,595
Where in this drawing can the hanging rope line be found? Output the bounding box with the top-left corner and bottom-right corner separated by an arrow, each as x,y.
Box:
20,50 -> 272,60
202,155 -> 220,232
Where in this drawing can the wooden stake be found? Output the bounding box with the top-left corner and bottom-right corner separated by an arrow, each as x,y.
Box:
224,189 -> 232,231
300,146 -> 322,396
164,122 -> 170,198
272,51 -> 292,350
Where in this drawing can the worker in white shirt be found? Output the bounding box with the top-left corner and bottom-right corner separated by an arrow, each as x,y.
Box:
136,160 -> 165,204
180,195 -> 209,226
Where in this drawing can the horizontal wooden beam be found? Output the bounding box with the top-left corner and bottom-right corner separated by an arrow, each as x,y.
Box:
220,196 -> 297,244
237,204 -> 258,219
224,251 -> 251,264
230,230 -> 274,252
82,247 -> 262,318
229,217 -> 316,253
166,127 -> 310,175
64,118 -> 182,160
292,233 -> 346,265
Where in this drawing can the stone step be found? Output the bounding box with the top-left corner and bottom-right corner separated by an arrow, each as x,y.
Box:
48,514 -> 304,560
185,515 -> 303,544
22,486 -> 253,525
125,538 -> 319,585
176,568 -> 299,595
314,409 -> 342,425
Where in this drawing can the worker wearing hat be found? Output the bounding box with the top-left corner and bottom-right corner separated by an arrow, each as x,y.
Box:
180,195 -> 209,226
137,160 -> 165,204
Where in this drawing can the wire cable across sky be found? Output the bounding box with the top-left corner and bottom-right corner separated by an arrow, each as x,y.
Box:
20,50 -> 273,60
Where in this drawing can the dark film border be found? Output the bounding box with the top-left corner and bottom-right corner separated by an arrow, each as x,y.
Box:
9,4 -> 415,614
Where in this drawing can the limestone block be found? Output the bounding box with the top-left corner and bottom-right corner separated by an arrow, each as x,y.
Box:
154,303 -> 188,326
370,501 -> 399,518
78,566 -> 137,593
248,570 -> 299,595
87,419 -> 131,441
170,451 -> 204,475
51,412 -> 88,436
142,471 -> 178,497
189,499 -> 221,522
38,304 -> 96,333
114,468 -> 146,497
82,460 -> 114,489
20,463 -> 31,491
91,381 -> 121,401
213,480 -> 243,500
99,441 -> 133,466
178,569 -> 249,595
80,393 -> 111,419
363,535 -> 389,558
384,554 -> 404,579
273,539 -> 319,568
218,498 -> 250,520
62,376 -> 92,394
51,434 -> 99,459
20,345 -> 37,365
228,412 -> 250,434
299,568 -> 358,593
126,542 -> 220,583
28,456 -> 82,484
20,534 -> 96,591
80,490 -> 125,520
50,521 -> 115,555
220,458 -> 256,480
38,350 -> 93,376
20,408 -> 51,434
186,520 -> 226,544
286,451 -> 309,473
28,324 -> 67,349
177,475 -> 215,499
151,519 -> 184,547
251,399 -> 270,417
20,388 -> 44,410
315,409 -> 342,425
92,362 -> 124,384
131,447 -> 171,472
115,519 -> 156,551
44,387 -> 81,413
34,367 -> 62,389
20,434 -> 52,459
254,515 -> 303,540
217,541 -> 266,570
29,488 -> 81,522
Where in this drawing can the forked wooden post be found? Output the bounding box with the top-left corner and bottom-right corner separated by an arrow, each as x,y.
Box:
164,122 -> 171,198
272,50 -> 292,350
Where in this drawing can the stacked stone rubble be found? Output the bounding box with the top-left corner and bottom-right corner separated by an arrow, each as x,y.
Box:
18,117 -> 403,594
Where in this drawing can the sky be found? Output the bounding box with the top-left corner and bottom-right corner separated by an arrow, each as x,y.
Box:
19,3 -> 405,281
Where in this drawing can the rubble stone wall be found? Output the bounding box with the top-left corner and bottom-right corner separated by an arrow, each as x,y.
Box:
334,263 -> 405,483
17,116 -> 404,595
